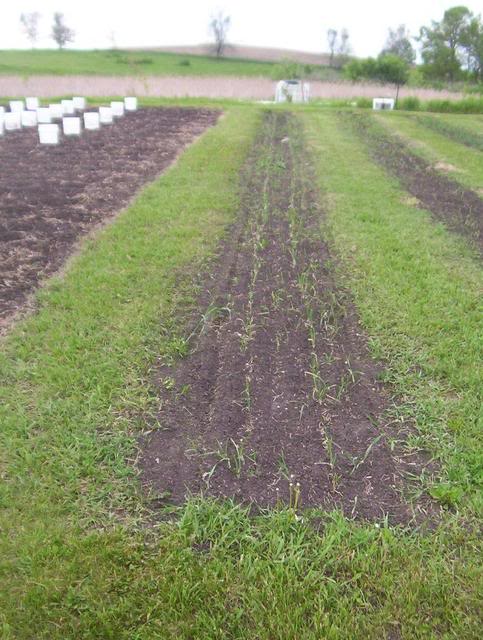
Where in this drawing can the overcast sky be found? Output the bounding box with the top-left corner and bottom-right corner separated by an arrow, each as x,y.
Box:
3,1 -> 482,57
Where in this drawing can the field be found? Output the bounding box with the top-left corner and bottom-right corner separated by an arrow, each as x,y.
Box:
0,107 -> 218,332
0,103 -> 482,637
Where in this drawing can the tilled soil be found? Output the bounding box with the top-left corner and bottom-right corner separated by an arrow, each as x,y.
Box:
141,112 -> 432,523
0,107 -> 220,333
345,111 -> 483,253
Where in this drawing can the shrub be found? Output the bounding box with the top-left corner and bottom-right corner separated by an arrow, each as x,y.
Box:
398,96 -> 421,111
356,97 -> 372,109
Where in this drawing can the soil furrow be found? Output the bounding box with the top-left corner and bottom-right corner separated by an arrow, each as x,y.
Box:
341,111 -> 482,253
140,111 -> 433,523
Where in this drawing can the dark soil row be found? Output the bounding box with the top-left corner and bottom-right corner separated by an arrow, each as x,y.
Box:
141,112 -> 432,523
0,107 -> 220,334
343,111 -> 482,254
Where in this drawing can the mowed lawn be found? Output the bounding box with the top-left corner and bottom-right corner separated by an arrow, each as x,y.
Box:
0,103 -> 481,638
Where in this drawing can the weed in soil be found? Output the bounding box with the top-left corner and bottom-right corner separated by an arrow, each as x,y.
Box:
140,112 -> 434,524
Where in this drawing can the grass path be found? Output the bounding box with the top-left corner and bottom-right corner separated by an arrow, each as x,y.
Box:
0,105 -> 481,638
377,112 -> 483,193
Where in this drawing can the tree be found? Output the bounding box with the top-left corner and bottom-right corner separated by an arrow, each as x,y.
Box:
376,54 -> 410,104
461,14 -> 483,81
209,11 -> 230,58
344,54 -> 409,105
419,6 -> 473,81
51,12 -> 74,50
326,28 -> 351,68
327,29 -> 338,67
381,24 -> 416,65
20,12 -> 41,48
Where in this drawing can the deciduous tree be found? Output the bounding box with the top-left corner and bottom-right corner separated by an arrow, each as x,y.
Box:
51,12 -> 74,50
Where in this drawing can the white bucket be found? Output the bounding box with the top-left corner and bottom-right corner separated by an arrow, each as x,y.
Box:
99,106 -> 113,124
9,100 -> 25,113
111,101 -> 125,117
37,107 -> 52,124
4,112 -> 22,130
21,110 -> 38,127
38,123 -> 60,145
61,99 -> 75,115
124,97 -> 137,111
83,112 -> 100,130
73,96 -> 86,110
49,104 -> 64,119
26,97 -> 40,110
63,116 -> 81,136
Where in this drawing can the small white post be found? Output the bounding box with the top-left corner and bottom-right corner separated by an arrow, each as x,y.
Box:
73,96 -> 86,110
37,107 -> 52,124
21,110 -> 38,127
99,106 -> 113,124
38,123 -> 60,144
111,101 -> 125,117
83,112 -> 100,130
9,100 -> 25,113
63,116 -> 82,136
124,97 -> 138,111
4,112 -> 22,130
26,97 -> 40,110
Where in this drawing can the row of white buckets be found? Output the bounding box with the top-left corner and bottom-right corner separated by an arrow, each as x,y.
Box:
0,97 -> 138,143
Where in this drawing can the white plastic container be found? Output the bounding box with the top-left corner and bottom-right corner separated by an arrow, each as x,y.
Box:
372,98 -> 395,111
49,104 -> 64,119
73,96 -> 86,110
38,123 -> 60,145
61,99 -> 75,115
99,106 -> 113,124
63,116 -> 81,136
0,106 -> 5,114
37,107 -> 52,124
111,101 -> 125,117
4,112 -> 22,130
21,110 -> 38,127
124,97 -> 137,111
0,117 -> 4,136
9,100 -> 25,113
83,112 -> 100,130
26,97 -> 40,110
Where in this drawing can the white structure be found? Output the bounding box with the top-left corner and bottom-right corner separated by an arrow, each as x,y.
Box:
38,123 -> 60,145
49,104 -> 64,119
275,80 -> 310,103
21,110 -> 38,127
372,98 -> 395,110
124,97 -> 138,111
9,100 -> 25,112
0,106 -> 5,114
73,96 -> 86,110
99,106 -> 113,124
84,112 -> 100,130
0,116 -> 4,136
63,116 -> 81,136
26,97 -> 40,111
4,112 -> 22,130
37,107 -> 52,124
111,101 -> 125,117
61,99 -> 75,115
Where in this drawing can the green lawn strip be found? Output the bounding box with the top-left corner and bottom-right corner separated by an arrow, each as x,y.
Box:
435,113 -> 483,136
413,114 -> 483,151
0,48 -> 277,77
0,106 -> 259,626
303,110 -> 482,511
375,112 -> 483,193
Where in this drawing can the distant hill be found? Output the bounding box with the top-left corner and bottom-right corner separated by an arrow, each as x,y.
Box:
140,44 -> 331,66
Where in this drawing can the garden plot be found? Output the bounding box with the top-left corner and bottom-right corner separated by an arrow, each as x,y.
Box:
0,107 -> 219,333
343,111 -> 483,253
141,112 -> 432,523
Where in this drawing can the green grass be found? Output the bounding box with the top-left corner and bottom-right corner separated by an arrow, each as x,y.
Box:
376,111 -> 483,192
0,48 -> 331,78
0,103 -> 481,637
413,114 -> 483,151
303,110 -> 482,512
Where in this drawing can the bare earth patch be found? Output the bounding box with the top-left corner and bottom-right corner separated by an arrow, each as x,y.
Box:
344,111 -> 483,253
140,112 -> 433,524
0,107 -> 220,334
